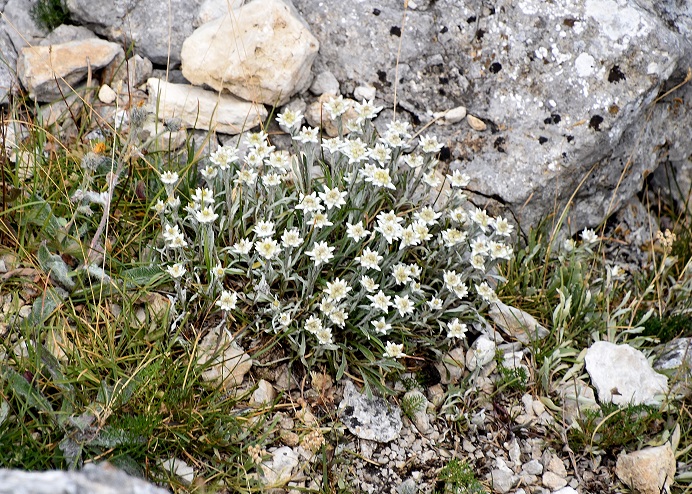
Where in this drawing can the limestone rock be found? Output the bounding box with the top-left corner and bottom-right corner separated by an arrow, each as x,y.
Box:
616,444 -> 676,494
0,26 -> 18,103
489,301 -> 549,344
584,341 -> 668,406
402,390 -> 433,435
146,78 -> 267,135
260,446 -> 299,486
466,335 -> 497,372
98,84 -> 117,104
18,39 -> 122,102
159,458 -> 194,485
434,346 -> 465,384
66,0 -> 204,65
250,379 -> 277,407
542,471 -> 567,491
354,85 -> 376,102
40,25 -> 96,45
181,0 -> 319,106
194,0 -> 245,27
293,0 -> 692,231
197,326 -> 252,389
2,0 -> 47,51
310,70 -> 339,95
338,380 -> 402,443
0,462 -> 169,493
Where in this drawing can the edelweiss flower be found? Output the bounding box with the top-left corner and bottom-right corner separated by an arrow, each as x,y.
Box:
446,318 -> 468,339
244,150 -> 264,168
319,186 -> 347,210
384,341 -> 405,359
393,295 -> 415,317
443,270 -> 462,290
324,277 -> 351,302
580,228 -> 599,244
419,135 -> 444,154
296,192 -> 324,214
346,222 -> 371,242
366,167 -> 396,189
311,212 -> 333,229
471,254 -> 486,271
216,290 -> 238,311
493,216 -> 513,236
414,206 -> 442,226
314,326 -> 333,346
329,309 -> 348,328
233,238 -> 254,255
323,95 -> 348,119
211,263 -> 225,278
276,108 -> 304,131
200,165 -> 218,180
423,170 -> 442,188
235,168 -> 257,185
446,169 -> 471,187
255,238 -> 281,260
295,126 -> 319,144
404,154 -> 425,169
399,226 -> 420,250
361,275 -> 379,293
391,264 -> 412,285
262,173 -> 283,187
267,150 -> 292,170
195,206 -> 218,224
210,145 -> 238,169
441,228 -> 467,247
476,282 -> 499,304
470,208 -> 492,232
321,137 -> 344,154
305,241 -> 335,266
387,120 -> 412,138
168,232 -> 188,249
254,220 -> 275,238
453,283 -> 469,299
449,207 -> 468,223
411,221 -> 432,242
372,317 -> 391,335
427,297 -> 443,310
356,247 -> 383,271
160,171 -> 179,185
319,297 -> 336,315
353,98 -> 383,123
305,315 -> 323,334
166,263 -> 185,279
368,290 -> 391,312
244,131 -> 268,147
368,143 -> 391,165
152,199 -> 166,214
281,228 -> 303,248
344,138 -> 369,163
278,312 -> 292,327
191,187 -> 215,205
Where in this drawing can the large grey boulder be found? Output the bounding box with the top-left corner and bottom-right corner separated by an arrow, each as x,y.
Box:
18,39 -> 123,102
0,463 -> 168,494
1,0 -> 48,51
65,0 -> 204,66
181,0 -> 319,106
293,0 -> 692,231
0,24 -> 17,103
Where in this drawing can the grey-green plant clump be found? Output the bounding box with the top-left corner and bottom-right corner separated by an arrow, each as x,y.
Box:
30,0 -> 70,31
151,96 -> 515,393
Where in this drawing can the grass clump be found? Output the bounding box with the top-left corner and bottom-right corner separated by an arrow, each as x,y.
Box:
30,0 -> 70,31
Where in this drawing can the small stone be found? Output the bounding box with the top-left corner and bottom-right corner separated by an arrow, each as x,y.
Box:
435,346 -> 465,384
354,85 -> 376,101
462,439 -> 476,453
403,390 -> 433,435
280,430 -> 300,447
616,444 -> 675,494
490,468 -> 516,493
260,446 -> 299,486
160,458 -> 194,485
507,438 -> 521,464
196,327 -> 252,389
250,379 -> 277,407
427,384 -> 445,408
547,456 -> 567,477
489,301 -> 549,344
542,471 -> 567,490
466,114 -> 487,131
522,459 -> 544,476
466,335 -> 496,371
310,70 -> 339,95
444,105 -> 467,124
553,488 -> 579,494
532,399 -> 546,417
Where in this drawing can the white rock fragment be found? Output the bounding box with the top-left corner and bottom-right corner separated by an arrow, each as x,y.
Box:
489,301 -> 549,344
261,446 -> 299,486
553,488 -> 579,494
434,347 -> 465,384
444,105 -> 467,124
160,458 -> 194,485
338,381 -> 402,443
585,341 -> 668,406
575,52 -> 596,77
403,390 -> 433,435
522,459 -> 543,476
542,471 -> 567,490
354,85 -> 376,101
181,0 -> 319,106
616,444 -> 675,494
310,71 -> 339,95
466,114 -> 487,131
466,335 -> 496,372
98,84 -> 117,104
196,326 -> 252,389
18,39 -> 123,102
146,78 -> 267,135
250,379 -> 277,407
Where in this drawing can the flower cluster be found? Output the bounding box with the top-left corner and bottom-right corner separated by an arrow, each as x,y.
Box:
153,97 -> 514,376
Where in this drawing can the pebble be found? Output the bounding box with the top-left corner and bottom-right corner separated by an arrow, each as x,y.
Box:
523,459 -> 544,475
467,114 -> 487,131
542,471 -> 568,490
